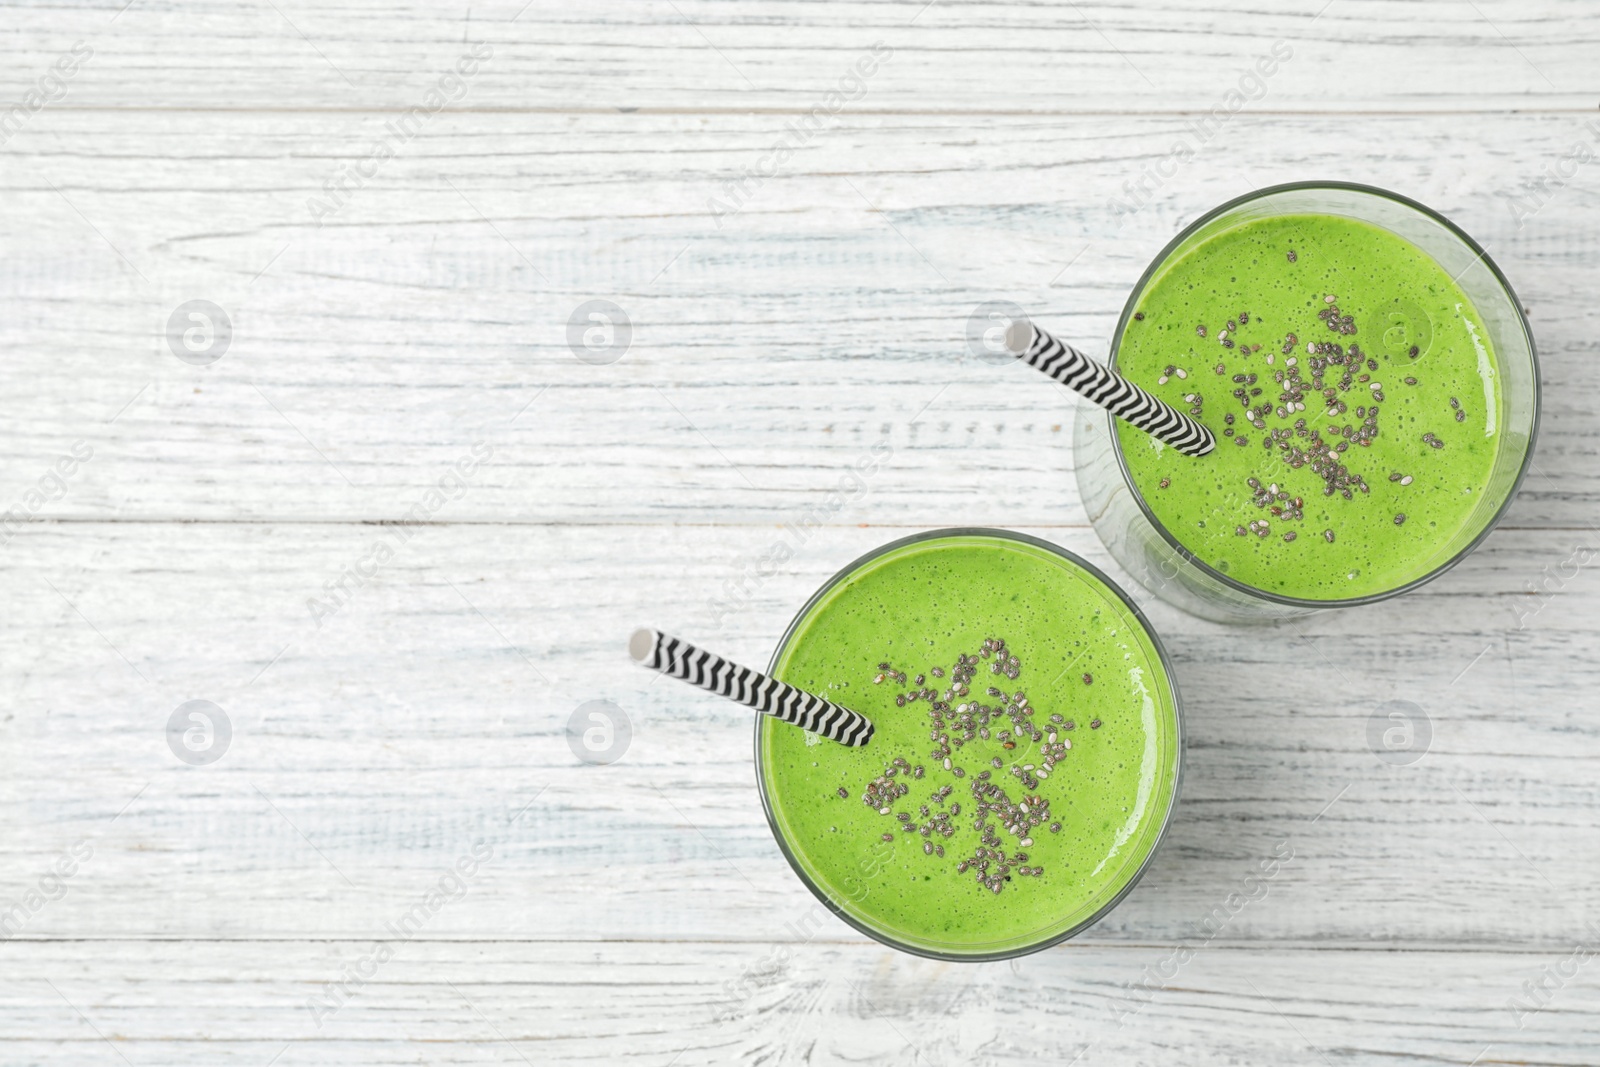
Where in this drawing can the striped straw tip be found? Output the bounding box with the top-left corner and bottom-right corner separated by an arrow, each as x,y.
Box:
1004,316 -> 1034,355
627,628 -> 656,663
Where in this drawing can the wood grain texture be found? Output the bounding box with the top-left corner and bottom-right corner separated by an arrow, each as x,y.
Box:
1,522 -> 1596,950
1,0 -> 1597,1063
0,111 -> 1597,528
0,0 -> 1596,111
3,940 -> 1599,1066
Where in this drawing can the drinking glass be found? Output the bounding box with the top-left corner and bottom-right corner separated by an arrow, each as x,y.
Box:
754,528 -> 1184,960
1075,181 -> 1540,622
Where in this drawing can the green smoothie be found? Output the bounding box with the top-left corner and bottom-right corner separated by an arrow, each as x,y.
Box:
758,532 -> 1181,958
1114,213 -> 1503,600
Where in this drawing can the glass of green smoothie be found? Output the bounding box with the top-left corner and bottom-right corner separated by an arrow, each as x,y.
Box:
1074,181 -> 1540,621
756,529 -> 1183,961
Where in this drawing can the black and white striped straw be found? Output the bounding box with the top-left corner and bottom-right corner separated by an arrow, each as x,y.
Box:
1005,317 -> 1216,457
628,628 -> 875,747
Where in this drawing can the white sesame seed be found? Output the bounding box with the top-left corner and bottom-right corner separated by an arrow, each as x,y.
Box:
1020,838 -> 1033,847
1157,375 -> 1168,385
1176,368 -> 1188,379
1400,475 -> 1413,485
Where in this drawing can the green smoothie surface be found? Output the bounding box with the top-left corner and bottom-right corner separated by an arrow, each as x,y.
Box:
760,534 -> 1180,957
1114,213 -> 1503,600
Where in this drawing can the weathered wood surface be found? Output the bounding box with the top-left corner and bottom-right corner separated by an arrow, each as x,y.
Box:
0,109 -> 1597,527
0,1 -> 1596,111
2,523 -> 1596,946
2,940 -> 1598,1065
1,1 -> 1597,1064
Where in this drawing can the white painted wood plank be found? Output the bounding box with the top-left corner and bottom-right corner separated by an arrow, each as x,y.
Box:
0,939 -> 1595,1065
0,522 -> 1594,946
0,0 -> 1593,111
0,111 -> 1594,526
1,2 -> 1597,1059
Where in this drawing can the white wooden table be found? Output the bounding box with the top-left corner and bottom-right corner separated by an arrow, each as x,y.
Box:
0,2 -> 1596,1063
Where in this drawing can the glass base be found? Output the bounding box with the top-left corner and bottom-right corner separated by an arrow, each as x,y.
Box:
1075,407 -> 1311,623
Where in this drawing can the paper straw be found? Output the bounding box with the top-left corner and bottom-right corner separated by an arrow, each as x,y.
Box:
629,628 -> 875,747
1005,317 -> 1216,457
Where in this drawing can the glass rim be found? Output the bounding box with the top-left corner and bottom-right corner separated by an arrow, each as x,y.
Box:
1104,179 -> 1542,609
754,526 -> 1187,962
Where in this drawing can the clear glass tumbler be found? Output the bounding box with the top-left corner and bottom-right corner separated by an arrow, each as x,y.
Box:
755,528 -> 1184,960
1075,181 -> 1540,622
